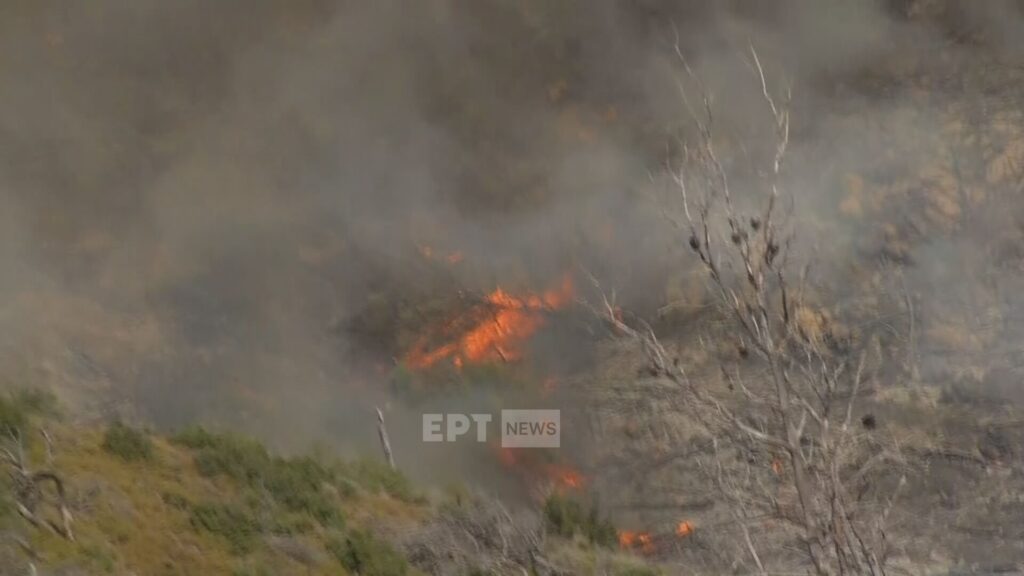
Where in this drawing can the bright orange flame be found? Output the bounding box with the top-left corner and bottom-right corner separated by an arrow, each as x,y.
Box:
404,274 -> 574,370
619,531 -> 655,553
545,463 -> 586,490
494,447 -> 585,491
676,521 -> 694,537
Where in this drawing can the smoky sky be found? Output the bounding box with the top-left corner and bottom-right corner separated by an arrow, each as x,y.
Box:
0,0 -> 1022,467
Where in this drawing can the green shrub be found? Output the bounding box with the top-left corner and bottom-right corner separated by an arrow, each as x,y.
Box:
0,388 -> 59,442
80,544 -> 117,573
102,422 -> 154,462
0,396 -> 28,439
342,457 -> 418,503
543,493 -> 616,547
269,512 -> 315,535
189,503 -> 260,554
265,456 -> 344,527
173,426 -> 223,449
174,427 -> 346,527
11,388 -> 59,417
327,530 -> 408,576
175,427 -> 270,482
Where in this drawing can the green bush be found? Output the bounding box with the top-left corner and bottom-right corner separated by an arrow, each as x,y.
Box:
175,428 -> 419,503
102,422 -> 154,462
80,544 -> 117,573
11,388 -> 59,417
327,530 -> 408,576
0,396 -> 28,439
341,457 -> 418,503
543,493 -> 617,547
174,427 -> 346,527
189,503 -> 260,554
0,388 -> 58,439
175,427 -> 269,482
265,456 -> 344,527
269,512 -> 315,536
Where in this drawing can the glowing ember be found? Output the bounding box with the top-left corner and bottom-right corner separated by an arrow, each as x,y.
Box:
545,462 -> 586,490
619,530 -> 655,553
676,521 -> 694,537
404,274 -> 574,370
494,447 -> 586,491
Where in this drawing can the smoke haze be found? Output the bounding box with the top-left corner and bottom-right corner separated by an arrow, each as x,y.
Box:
1,0 -> 1023,487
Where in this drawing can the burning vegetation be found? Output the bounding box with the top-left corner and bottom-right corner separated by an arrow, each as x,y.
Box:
496,447 -> 586,492
403,274 -> 575,371
617,522 -> 694,556
618,530 -> 655,554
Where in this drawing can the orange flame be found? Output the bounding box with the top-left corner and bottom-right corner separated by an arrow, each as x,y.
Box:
676,521 -> 694,537
495,447 -> 585,491
404,274 -> 574,370
545,462 -> 586,490
619,531 -> 655,553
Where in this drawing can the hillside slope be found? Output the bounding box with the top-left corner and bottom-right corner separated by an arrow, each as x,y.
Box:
0,390 -> 659,576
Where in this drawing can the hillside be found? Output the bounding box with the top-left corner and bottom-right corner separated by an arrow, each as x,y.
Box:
0,390 -> 660,576
2,1 -> 1024,574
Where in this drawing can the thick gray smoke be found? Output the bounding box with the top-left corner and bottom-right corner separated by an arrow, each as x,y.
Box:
0,0 -> 1022,485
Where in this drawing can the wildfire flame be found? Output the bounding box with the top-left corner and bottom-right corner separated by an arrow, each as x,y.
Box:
618,531 -> 655,553
545,462 -> 586,490
404,274 -> 575,370
676,520 -> 694,537
495,447 -> 586,491
619,521 -> 693,555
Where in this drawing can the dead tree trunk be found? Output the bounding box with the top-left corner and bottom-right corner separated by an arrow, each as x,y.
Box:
376,406 -> 396,470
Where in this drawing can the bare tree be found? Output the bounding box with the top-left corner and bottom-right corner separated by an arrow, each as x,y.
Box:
376,406 -> 396,470
402,491 -> 567,576
585,46 -> 906,576
1,427 -> 75,544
